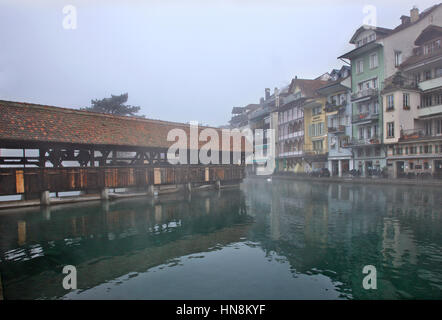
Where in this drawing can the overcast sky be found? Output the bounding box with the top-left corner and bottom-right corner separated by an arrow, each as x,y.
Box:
0,0 -> 439,126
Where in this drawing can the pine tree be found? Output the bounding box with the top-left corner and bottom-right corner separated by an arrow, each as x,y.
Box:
82,93 -> 141,116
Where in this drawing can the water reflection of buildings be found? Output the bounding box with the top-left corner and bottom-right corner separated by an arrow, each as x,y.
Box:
0,190 -> 250,299
243,179 -> 442,299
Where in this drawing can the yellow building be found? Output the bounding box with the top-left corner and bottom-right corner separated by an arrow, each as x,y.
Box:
303,95 -> 329,170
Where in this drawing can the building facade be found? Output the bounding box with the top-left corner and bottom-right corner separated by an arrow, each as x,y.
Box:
276,77 -> 329,173
382,25 -> 442,178
339,26 -> 391,176
317,66 -> 354,176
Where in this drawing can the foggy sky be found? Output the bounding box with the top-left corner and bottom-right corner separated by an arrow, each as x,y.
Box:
0,0 -> 438,126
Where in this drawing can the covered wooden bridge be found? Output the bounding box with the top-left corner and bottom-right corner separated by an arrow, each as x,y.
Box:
0,100 -> 247,204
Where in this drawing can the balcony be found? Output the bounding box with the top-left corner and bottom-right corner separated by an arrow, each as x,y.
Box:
325,102 -> 346,113
278,151 -> 303,158
328,125 -> 346,134
351,88 -> 378,102
278,131 -> 304,141
352,111 -> 380,123
399,128 -> 442,141
418,76 -> 442,92
349,136 -> 381,146
248,106 -> 273,120
417,104 -> 442,118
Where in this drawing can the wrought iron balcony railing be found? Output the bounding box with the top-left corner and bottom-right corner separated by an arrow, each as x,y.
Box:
351,88 -> 378,101
325,102 -> 346,113
352,111 -> 380,123
399,129 -> 440,141
328,125 -> 346,133
348,136 -> 381,146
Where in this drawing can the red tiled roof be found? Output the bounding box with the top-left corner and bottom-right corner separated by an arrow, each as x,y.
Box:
0,100 -> 246,152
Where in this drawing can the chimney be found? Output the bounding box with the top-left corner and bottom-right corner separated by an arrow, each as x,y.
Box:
274,87 -> 280,107
400,15 -> 411,25
265,88 -> 270,100
410,6 -> 419,23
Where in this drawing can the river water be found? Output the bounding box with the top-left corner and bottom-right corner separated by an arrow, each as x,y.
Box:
0,178 -> 441,299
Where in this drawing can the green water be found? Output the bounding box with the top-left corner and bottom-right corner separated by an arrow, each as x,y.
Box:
0,179 -> 441,299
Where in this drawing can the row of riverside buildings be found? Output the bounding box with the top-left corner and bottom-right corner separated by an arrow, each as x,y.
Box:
228,4 -> 442,179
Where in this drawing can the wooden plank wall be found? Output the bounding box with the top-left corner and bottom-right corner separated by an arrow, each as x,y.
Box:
0,165 -> 245,196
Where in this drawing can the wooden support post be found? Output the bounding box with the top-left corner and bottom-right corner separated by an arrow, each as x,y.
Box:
148,185 -> 155,196
40,191 -> 50,206
42,206 -> 51,220
39,148 -> 46,167
215,180 -> 221,190
90,149 -> 95,167
186,182 -> 192,193
100,188 -> 109,201
0,271 -> 3,300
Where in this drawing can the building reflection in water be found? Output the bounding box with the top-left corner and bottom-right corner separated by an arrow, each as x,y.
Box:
0,179 -> 441,300
243,179 -> 442,299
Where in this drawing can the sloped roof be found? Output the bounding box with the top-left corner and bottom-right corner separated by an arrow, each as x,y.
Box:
288,78 -> 329,98
388,4 -> 442,37
349,25 -> 393,44
414,24 -> 442,45
0,100 -> 246,152
400,25 -> 442,69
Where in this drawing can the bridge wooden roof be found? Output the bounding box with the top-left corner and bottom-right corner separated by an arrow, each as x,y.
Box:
0,100 -> 247,152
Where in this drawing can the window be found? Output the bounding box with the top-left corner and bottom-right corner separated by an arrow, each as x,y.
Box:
423,95 -> 432,107
372,78 -> 378,89
425,121 -> 432,136
359,127 -> 364,140
369,53 -> 378,69
312,106 -> 322,116
373,124 -> 378,137
387,94 -> 394,110
436,68 -> 442,78
394,51 -> 402,67
403,93 -> 410,109
387,122 -> 394,138
425,70 -> 432,80
374,102 -> 379,114
309,122 -> 324,137
437,119 -> 442,135
313,140 -> 323,151
415,73 -> 421,83
356,59 -> 364,74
